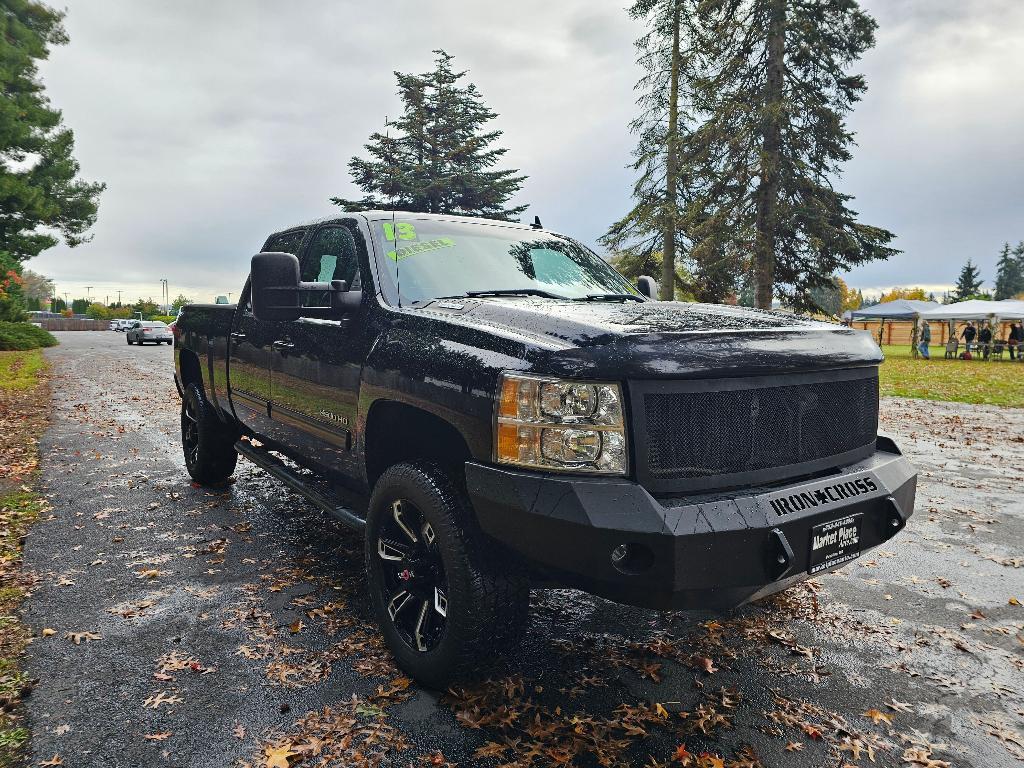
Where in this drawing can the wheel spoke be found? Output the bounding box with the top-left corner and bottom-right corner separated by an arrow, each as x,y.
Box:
421,521 -> 436,546
392,500 -> 418,544
377,537 -> 409,562
433,587 -> 448,618
387,589 -> 413,621
413,599 -> 430,652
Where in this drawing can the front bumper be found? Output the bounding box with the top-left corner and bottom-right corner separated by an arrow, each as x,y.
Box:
466,438 -> 916,610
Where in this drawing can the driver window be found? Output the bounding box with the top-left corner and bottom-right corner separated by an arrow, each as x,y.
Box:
300,226 -> 361,308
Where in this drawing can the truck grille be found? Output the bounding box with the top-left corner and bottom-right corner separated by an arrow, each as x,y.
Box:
633,369 -> 878,492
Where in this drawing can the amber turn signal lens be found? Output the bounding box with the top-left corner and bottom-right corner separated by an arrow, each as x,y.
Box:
496,422 -> 520,462
498,377 -> 519,419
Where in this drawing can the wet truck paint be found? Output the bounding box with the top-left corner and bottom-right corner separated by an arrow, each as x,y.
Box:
174,211 -> 916,613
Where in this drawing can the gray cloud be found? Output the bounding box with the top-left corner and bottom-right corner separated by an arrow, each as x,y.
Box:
31,0 -> 1024,303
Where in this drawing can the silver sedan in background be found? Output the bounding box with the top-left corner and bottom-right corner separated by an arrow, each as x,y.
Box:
126,321 -> 172,345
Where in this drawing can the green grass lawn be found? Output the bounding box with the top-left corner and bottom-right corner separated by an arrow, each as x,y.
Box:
879,344 -> 1024,408
0,349 -> 49,764
0,349 -> 47,391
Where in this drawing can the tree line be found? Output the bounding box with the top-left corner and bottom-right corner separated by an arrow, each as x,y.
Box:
0,1 -> 104,322
1,0 -> 1007,320
945,243 -> 1024,303
336,2 -> 895,314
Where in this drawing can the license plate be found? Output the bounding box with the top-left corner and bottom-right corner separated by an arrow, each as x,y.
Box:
808,514 -> 862,574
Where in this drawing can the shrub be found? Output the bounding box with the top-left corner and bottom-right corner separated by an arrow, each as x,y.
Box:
0,322 -> 58,351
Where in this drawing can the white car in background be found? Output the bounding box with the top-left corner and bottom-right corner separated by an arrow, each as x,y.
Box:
126,321 -> 172,345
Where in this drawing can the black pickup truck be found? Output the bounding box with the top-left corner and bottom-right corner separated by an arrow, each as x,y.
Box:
174,211 -> 916,687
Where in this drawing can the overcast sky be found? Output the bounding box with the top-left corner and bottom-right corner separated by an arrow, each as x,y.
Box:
31,0 -> 1024,305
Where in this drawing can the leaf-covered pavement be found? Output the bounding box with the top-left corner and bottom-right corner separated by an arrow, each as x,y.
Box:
19,332 -> 1024,767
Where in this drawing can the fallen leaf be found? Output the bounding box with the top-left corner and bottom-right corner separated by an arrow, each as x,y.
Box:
1010,597 -> 1020,606
264,743 -> 296,768
886,698 -> 913,713
233,723 -> 246,740
863,708 -> 894,725
41,628 -> 56,637
143,732 -> 171,741
40,756 -> 63,766
67,631 -> 101,645
785,742 -> 804,752
673,743 -> 693,763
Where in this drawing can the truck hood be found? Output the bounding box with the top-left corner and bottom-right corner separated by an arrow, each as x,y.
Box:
416,297 -> 883,379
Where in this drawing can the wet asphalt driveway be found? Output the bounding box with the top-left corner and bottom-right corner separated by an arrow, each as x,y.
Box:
20,331 -> 1024,767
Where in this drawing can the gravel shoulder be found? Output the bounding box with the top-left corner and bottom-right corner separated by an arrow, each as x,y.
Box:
21,331 -> 1024,767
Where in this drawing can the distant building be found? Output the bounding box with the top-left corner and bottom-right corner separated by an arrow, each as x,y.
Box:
214,295 -> 230,304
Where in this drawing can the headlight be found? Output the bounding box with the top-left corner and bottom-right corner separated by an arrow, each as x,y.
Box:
495,373 -> 627,475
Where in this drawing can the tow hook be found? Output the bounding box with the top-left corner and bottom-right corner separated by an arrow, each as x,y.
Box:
768,528 -> 795,580
881,496 -> 906,538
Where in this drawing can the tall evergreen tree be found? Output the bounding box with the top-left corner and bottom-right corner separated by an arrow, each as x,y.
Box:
676,0 -> 897,312
601,1 -> 741,302
953,259 -> 983,301
994,241 -> 1024,300
0,1 -> 104,270
332,50 -> 526,220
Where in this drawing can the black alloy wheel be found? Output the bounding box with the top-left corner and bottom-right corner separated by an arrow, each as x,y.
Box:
181,394 -> 201,468
180,382 -> 237,484
376,498 -> 449,653
365,461 -> 529,688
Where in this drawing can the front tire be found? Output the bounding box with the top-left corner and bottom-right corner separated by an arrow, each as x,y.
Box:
365,461 -> 529,688
181,382 -> 237,484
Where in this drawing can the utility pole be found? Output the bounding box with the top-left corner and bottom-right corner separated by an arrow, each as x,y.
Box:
117,290 -> 122,306
85,286 -> 93,304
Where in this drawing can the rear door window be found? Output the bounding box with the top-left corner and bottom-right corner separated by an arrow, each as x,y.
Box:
263,228 -> 306,255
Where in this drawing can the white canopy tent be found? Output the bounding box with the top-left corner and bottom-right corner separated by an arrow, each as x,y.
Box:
848,299 -> 939,320
918,299 -> 1024,321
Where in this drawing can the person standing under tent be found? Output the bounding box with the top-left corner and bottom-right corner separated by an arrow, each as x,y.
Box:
918,320 -> 931,359
978,321 -> 993,360
961,321 -> 977,353
1009,321 -> 1023,360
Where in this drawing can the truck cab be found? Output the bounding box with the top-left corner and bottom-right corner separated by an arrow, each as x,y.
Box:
174,211 -> 916,687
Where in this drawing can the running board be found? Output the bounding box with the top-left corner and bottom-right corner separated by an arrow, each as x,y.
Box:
234,440 -> 366,532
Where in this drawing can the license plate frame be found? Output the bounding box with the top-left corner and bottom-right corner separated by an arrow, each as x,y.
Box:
808,513 -> 863,574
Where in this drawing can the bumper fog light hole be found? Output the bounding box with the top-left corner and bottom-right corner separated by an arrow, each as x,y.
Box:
610,542 -> 654,576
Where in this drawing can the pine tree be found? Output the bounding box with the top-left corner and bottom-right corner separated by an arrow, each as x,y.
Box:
0,1 -> 104,268
332,50 -> 526,220
994,242 -> 1024,300
674,0 -> 896,312
953,259 -> 983,301
601,1 -> 741,302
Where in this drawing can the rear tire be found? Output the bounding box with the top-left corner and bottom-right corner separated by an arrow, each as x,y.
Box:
126,336 -> 133,345
181,382 -> 238,484
365,461 -> 529,688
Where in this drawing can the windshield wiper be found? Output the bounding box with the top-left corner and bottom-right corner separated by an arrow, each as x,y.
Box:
461,289 -> 569,300
573,293 -> 645,303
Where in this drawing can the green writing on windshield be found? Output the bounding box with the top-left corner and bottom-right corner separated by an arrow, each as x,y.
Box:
387,237 -> 456,262
382,221 -> 417,241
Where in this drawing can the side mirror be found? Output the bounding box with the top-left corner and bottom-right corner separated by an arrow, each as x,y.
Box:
637,275 -> 657,300
251,252 -> 357,322
251,252 -> 301,322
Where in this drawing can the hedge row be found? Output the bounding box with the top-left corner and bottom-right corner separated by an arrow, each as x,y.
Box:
0,322 -> 59,351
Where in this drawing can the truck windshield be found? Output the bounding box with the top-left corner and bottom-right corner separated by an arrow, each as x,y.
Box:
370,218 -> 639,305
